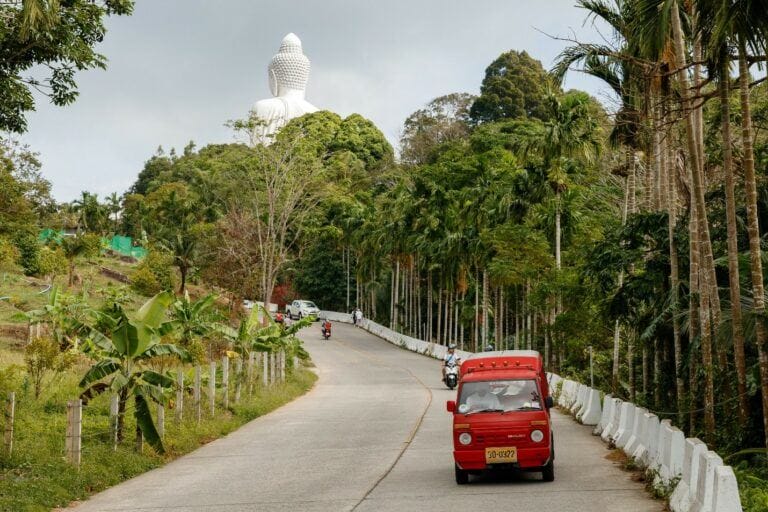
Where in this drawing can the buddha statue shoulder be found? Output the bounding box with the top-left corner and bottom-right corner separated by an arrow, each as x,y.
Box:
253,33 -> 318,144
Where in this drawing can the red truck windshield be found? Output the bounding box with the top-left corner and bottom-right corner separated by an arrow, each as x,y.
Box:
457,379 -> 542,414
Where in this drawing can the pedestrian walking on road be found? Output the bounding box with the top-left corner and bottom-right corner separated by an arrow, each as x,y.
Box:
354,308 -> 363,327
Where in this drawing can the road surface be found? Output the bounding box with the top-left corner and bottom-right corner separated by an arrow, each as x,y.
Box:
71,323 -> 661,511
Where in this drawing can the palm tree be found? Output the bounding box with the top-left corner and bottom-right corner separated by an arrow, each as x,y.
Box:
60,233 -> 98,286
704,0 -> 768,445
106,192 -> 122,234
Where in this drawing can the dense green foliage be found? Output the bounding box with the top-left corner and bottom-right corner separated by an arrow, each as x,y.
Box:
0,0 -> 134,133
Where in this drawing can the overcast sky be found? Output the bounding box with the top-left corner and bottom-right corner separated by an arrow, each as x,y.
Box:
18,0 -> 612,201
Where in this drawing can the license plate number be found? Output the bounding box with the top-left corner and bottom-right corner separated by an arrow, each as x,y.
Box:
485,446 -> 518,464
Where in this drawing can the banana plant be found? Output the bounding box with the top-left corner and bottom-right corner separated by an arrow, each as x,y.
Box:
25,286 -> 91,350
79,291 -> 189,453
167,291 -> 218,360
215,305 -> 311,363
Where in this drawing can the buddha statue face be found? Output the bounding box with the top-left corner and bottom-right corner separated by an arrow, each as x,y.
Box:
268,33 -> 311,97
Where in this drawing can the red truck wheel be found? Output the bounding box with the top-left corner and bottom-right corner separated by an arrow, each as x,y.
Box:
542,460 -> 555,482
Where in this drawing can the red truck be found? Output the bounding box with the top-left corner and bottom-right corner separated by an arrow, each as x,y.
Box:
446,350 -> 554,484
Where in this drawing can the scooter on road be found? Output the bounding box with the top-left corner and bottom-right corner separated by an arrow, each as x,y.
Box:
444,361 -> 459,390
321,320 -> 332,340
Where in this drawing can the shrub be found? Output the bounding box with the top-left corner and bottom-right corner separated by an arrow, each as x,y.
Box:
0,236 -> 19,268
132,249 -> 176,294
13,230 -> 40,275
130,266 -> 161,296
25,336 -> 77,399
37,246 -> 67,281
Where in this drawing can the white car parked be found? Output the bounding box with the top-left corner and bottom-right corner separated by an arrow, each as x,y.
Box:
286,300 -> 320,320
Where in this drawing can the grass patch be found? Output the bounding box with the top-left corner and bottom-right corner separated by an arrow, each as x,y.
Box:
735,460 -> 768,512
0,368 -> 317,512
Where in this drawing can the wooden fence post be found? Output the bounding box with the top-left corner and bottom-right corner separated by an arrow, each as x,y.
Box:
222,355 -> 229,410
293,356 -> 299,372
234,358 -> 243,404
262,352 -> 268,387
110,395 -> 119,451
175,367 -> 184,422
247,352 -> 255,397
4,392 -> 15,456
269,353 -> 275,385
157,398 -> 165,440
280,350 -> 285,381
209,361 -> 216,417
66,399 -> 82,467
194,365 -> 201,424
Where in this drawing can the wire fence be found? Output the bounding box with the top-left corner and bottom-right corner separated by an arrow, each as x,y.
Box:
1,351 -> 295,467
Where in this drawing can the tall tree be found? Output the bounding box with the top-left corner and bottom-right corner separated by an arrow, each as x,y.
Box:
470,50 -> 558,124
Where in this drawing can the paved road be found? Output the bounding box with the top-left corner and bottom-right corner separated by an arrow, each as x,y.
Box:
71,323 -> 661,512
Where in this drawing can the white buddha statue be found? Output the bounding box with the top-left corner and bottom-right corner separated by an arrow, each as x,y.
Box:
252,33 -> 318,144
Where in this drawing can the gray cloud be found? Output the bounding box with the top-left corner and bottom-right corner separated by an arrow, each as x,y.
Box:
19,0 -> 611,201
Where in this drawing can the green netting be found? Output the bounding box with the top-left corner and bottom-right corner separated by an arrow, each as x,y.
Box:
130,247 -> 147,259
110,235 -> 133,255
40,231 -> 146,259
39,229 -> 64,243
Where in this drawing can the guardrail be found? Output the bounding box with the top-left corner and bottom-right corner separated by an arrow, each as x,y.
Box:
319,311 -> 472,361
548,374 -> 743,512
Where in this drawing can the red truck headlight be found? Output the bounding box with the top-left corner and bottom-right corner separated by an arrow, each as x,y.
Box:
531,429 -> 545,443
458,432 -> 472,446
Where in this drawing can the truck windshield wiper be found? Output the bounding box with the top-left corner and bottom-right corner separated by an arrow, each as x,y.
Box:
465,408 -> 505,415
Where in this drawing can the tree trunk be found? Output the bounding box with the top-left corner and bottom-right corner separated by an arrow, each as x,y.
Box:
427,273 -> 433,342
720,58 -> 750,423
672,3 -> 719,434
664,116 -> 684,426
474,274 -> 479,352
482,269 -> 489,348
390,265 -> 395,329
437,282 -> 443,344
628,332 -> 635,402
739,37 -> 768,448
180,265 -> 188,294
394,260 -> 400,331
515,288 -> 521,350
555,192 -> 562,270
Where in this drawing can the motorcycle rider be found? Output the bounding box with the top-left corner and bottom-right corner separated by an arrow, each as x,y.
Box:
442,344 -> 460,382
321,319 -> 332,338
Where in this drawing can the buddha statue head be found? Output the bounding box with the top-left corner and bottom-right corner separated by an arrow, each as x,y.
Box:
268,33 -> 311,97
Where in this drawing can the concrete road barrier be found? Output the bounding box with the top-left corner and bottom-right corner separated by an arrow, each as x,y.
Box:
670,438 -> 707,512
691,450 -> 723,512
580,388 -> 602,426
629,410 -> 650,463
638,412 -> 659,467
712,465 -> 742,512
594,394 -> 613,435
601,398 -> 623,443
624,406 -> 647,456
613,403 -> 636,448
572,385 -> 587,416
655,424 -> 685,486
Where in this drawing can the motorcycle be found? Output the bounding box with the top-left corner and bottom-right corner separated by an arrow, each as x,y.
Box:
321,321 -> 331,340
444,361 -> 459,390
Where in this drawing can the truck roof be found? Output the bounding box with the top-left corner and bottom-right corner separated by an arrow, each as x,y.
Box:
464,350 -> 540,361
460,350 -> 543,376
